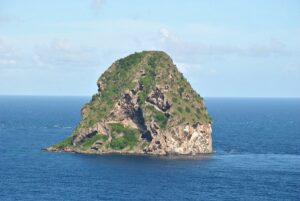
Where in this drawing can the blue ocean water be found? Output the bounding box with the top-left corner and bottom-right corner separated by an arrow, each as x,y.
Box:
0,96 -> 299,201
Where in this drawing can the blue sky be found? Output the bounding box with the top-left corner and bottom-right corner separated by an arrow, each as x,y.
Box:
0,0 -> 299,97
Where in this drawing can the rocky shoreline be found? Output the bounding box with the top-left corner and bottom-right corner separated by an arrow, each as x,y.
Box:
44,147 -> 214,157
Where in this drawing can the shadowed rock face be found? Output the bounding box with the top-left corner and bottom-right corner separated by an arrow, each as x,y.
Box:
147,87 -> 171,112
48,51 -> 213,155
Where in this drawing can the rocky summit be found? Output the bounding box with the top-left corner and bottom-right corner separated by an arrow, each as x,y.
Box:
48,51 -> 213,155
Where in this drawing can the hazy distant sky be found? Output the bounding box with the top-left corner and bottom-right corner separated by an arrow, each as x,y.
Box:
0,0 -> 299,97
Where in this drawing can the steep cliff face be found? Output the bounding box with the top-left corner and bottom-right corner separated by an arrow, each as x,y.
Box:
48,51 -> 213,155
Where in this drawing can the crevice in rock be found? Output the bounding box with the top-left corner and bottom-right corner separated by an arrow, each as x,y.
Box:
133,106 -> 153,142
146,87 -> 171,112
118,91 -> 153,142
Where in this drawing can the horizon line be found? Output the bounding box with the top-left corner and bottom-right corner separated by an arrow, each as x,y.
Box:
0,94 -> 299,99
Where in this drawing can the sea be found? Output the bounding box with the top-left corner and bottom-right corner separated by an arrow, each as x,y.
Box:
0,96 -> 299,201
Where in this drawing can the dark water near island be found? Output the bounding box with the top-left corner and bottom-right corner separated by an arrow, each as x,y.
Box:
0,96 -> 299,201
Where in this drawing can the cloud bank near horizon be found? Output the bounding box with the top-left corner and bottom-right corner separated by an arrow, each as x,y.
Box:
0,0 -> 299,97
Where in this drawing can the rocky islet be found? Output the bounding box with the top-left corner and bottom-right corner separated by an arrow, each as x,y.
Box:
47,51 -> 213,155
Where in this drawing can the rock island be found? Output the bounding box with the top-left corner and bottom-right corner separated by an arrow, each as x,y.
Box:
47,51 -> 212,155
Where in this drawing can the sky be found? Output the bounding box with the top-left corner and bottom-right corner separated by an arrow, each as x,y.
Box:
0,0 -> 299,97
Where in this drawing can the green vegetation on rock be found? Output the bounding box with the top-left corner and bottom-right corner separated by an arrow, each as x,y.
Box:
80,133 -> 108,150
52,136 -> 74,149
109,123 -> 139,150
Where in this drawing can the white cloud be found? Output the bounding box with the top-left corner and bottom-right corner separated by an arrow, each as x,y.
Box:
0,39 -> 19,67
158,27 -> 288,61
0,15 -> 23,24
34,39 -> 101,68
158,27 -> 240,63
159,28 -> 171,40
90,0 -> 106,13
244,40 -> 287,57
0,59 -> 17,65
